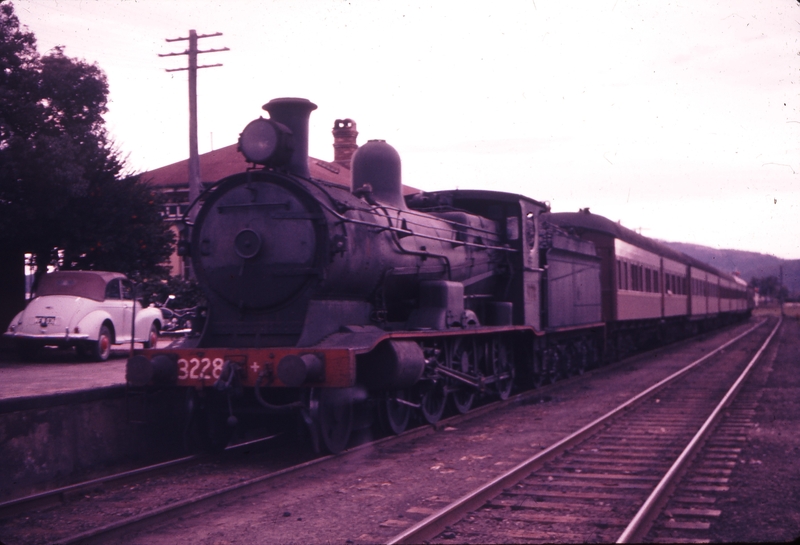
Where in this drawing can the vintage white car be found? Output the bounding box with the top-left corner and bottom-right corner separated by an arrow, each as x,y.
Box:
4,271 -> 163,361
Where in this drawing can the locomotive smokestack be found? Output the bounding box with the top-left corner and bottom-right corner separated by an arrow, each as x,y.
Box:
262,97 -> 317,178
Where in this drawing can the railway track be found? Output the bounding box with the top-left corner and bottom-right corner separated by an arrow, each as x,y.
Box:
0,366 -> 557,544
0,319 -> 775,544
0,433 -> 287,520
388,316 -> 780,544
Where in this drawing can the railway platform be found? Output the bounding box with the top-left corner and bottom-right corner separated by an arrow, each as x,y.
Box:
0,357 -> 127,403
0,339 -> 185,502
0,338 -> 174,402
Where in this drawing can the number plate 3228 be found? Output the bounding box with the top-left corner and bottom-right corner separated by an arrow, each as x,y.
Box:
177,357 -> 225,381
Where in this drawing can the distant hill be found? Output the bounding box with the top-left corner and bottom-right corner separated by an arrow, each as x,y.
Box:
659,241 -> 800,295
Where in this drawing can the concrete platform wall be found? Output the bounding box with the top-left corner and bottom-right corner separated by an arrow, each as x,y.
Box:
0,387 -> 186,501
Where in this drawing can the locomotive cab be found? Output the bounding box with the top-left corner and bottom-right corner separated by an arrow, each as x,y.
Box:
405,189 -> 548,330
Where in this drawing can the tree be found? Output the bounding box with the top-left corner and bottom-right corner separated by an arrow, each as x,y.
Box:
0,2 -> 174,328
59,172 -> 175,277
750,276 -> 788,302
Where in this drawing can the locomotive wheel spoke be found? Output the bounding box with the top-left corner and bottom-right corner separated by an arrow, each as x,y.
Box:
314,388 -> 353,454
417,341 -> 448,424
451,389 -> 475,414
448,337 -> 475,414
419,381 -> 447,424
380,389 -> 411,435
491,338 -> 514,400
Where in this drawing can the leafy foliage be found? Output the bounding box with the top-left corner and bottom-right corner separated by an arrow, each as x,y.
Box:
750,276 -> 790,301
0,2 -> 174,305
137,275 -> 206,309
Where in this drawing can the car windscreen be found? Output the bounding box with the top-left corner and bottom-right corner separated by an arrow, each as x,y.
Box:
35,272 -> 108,302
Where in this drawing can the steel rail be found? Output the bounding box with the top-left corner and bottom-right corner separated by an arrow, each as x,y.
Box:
617,315 -> 782,543
50,397 -> 524,545
46,382 -> 560,544
386,318 -> 768,545
50,454 -> 336,545
2,320 -> 757,544
36,332 -> 634,545
0,455 -> 195,520
0,434 -> 277,519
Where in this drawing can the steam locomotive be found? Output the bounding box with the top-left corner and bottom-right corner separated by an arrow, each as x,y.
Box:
127,98 -> 752,454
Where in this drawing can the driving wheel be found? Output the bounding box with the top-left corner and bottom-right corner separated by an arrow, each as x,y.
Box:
312,388 -> 353,454
491,337 -> 515,400
379,389 -> 412,435
419,380 -> 446,424
448,337 -> 475,414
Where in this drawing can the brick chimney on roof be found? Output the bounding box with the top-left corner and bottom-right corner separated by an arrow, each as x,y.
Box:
332,118 -> 358,169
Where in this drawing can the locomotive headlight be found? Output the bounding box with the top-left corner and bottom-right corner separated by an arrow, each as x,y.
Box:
238,117 -> 294,167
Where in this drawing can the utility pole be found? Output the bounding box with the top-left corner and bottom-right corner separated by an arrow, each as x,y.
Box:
159,30 -> 229,222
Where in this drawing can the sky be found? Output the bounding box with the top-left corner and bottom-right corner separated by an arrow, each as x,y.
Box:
13,0 -> 800,260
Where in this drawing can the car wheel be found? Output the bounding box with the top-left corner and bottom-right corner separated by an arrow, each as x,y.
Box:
91,325 -> 113,362
143,323 -> 159,349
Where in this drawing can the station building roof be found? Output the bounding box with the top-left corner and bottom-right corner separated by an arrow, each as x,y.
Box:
139,143 -> 354,190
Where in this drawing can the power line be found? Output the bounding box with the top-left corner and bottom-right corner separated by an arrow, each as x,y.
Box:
159,30 -> 229,223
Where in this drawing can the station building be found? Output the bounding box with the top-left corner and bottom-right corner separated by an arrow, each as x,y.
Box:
142,118 -> 361,277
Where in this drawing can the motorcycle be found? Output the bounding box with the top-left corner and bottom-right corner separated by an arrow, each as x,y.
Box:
156,295 -> 197,335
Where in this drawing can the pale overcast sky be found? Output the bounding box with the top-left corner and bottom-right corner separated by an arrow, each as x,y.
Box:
13,0 -> 800,260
